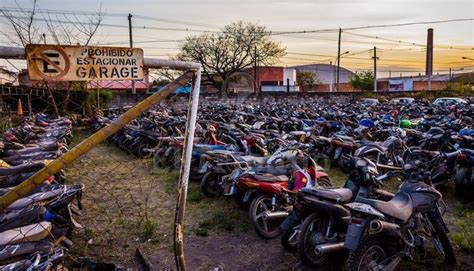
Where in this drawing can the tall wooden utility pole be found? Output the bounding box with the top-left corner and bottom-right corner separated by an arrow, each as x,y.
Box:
128,13 -> 136,94
336,28 -> 342,92
372,46 -> 378,92
426,28 -> 433,91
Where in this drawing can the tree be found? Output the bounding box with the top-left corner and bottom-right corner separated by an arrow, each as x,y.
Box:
1,1 -> 105,115
0,1 -> 105,46
177,21 -> 286,91
349,71 -> 374,91
297,71 -> 321,92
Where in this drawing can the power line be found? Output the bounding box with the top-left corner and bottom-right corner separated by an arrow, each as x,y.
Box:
343,31 -> 425,47
3,15 -> 218,33
272,18 -> 474,35
0,7 -> 222,29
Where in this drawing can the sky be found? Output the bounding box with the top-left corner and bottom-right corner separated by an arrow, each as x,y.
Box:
0,0 -> 473,77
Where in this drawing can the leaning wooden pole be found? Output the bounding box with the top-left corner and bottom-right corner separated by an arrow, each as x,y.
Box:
0,71 -> 194,211
174,68 -> 201,270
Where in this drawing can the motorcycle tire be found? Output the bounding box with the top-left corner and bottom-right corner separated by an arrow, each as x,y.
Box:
281,225 -> 299,251
337,157 -> 354,173
297,213 -> 331,268
455,167 -> 469,197
427,212 -> 456,266
249,194 -> 284,239
313,154 -> 331,171
316,176 -> 334,188
344,235 -> 393,271
200,172 -> 223,198
136,141 -> 154,159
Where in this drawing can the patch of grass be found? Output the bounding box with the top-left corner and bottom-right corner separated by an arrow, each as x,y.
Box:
187,188 -> 204,203
142,220 -> 158,240
327,167 -> 348,187
194,211 -> 238,236
451,203 -> 474,252
152,170 -> 179,194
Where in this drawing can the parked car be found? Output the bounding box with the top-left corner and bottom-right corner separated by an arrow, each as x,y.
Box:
433,97 -> 467,106
360,98 -> 379,106
390,97 -> 414,105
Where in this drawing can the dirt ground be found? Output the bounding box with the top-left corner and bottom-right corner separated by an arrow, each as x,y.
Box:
66,135 -> 474,270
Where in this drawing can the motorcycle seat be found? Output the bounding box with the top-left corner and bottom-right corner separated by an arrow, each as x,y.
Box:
0,241 -> 53,261
6,188 -> 64,211
366,142 -> 388,153
252,174 -> 288,182
360,192 -> 413,221
290,131 -> 306,136
0,162 -> 45,176
0,222 -> 52,245
303,187 -> 353,203
336,135 -> 355,142
239,156 -> 268,166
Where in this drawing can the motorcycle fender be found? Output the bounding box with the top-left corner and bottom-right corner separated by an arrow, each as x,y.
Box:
344,217 -> 369,250
315,172 -> 329,179
242,189 -> 257,203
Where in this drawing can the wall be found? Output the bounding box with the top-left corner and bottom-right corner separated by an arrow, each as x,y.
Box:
257,67 -> 283,87
283,68 -> 296,85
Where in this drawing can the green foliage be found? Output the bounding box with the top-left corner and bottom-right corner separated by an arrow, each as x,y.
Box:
297,71 -> 321,91
195,211 -> 237,236
451,211 -> 474,252
350,71 -> 375,91
152,79 -> 171,87
141,220 -> 157,239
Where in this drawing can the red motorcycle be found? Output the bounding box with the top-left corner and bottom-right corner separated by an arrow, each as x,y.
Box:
236,156 -> 332,239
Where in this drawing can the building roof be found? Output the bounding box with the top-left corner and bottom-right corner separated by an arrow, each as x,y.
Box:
288,64 -> 355,84
378,72 -> 474,82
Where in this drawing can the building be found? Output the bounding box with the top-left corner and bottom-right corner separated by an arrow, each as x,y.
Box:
0,67 -> 18,85
377,72 -> 474,91
290,64 -> 355,84
224,66 -> 299,93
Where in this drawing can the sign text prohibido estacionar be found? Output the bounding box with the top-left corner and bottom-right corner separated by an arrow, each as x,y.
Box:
26,44 -> 144,81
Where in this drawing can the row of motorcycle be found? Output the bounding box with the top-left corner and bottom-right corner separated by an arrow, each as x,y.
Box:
0,114 -> 86,270
91,98 -> 473,270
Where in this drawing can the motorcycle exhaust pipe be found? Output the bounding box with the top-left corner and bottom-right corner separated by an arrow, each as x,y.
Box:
369,219 -> 399,234
262,211 -> 289,220
314,242 -> 345,256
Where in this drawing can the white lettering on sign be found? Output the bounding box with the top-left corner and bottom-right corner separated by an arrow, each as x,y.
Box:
26,44 -> 144,81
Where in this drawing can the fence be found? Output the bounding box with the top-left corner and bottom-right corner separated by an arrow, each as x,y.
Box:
0,46 -> 201,270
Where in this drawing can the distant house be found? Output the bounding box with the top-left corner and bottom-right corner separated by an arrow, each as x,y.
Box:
377,72 -> 474,91
290,64 -> 355,84
0,67 -> 18,85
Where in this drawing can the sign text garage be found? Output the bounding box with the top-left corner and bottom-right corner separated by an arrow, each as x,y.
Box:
26,44 -> 144,81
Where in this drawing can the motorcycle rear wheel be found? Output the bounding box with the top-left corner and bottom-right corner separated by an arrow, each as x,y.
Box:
249,194 -> 284,239
344,235 -> 391,271
281,224 -> 300,251
200,172 -> 223,198
455,167 -> 470,197
297,213 -> 331,268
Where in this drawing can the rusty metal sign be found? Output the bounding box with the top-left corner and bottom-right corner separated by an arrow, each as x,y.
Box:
26,44 -> 144,81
